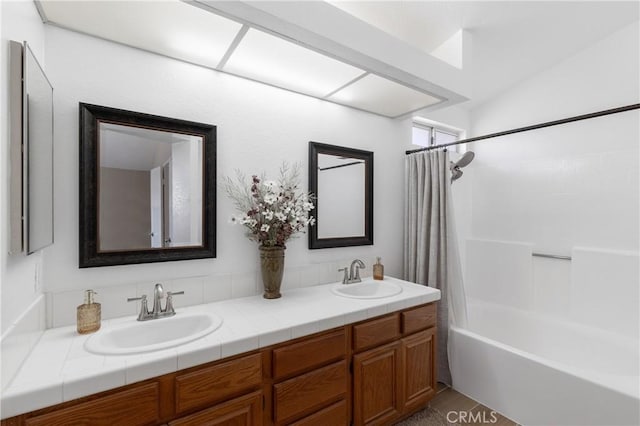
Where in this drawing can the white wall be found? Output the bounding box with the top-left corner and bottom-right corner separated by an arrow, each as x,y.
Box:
42,26 -> 406,327
0,0 -> 48,390
465,21 -> 639,337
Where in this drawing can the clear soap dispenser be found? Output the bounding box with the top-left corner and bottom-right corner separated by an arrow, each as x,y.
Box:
77,290 -> 101,334
373,257 -> 384,280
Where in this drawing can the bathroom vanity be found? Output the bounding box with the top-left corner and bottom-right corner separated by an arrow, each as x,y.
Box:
1,278 -> 439,426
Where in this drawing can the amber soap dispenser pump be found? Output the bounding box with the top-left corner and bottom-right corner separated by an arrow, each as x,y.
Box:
77,290 -> 101,334
373,257 -> 384,280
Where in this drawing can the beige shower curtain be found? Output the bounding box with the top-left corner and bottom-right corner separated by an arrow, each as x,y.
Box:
404,149 -> 468,385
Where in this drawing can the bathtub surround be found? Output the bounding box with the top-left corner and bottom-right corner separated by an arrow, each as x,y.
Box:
404,149 -> 468,385
451,20 -> 640,426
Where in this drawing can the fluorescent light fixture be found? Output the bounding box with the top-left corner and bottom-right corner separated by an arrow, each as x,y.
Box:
328,74 -> 441,117
40,1 -> 242,68
223,28 -> 365,98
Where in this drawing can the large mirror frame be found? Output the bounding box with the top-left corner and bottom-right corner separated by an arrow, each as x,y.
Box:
308,142 -> 373,249
79,103 -> 216,267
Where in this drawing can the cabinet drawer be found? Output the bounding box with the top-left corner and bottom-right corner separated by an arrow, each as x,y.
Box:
402,303 -> 436,334
273,329 -> 346,380
290,399 -> 348,426
25,383 -> 159,426
273,360 -> 347,424
353,313 -> 400,352
169,391 -> 262,426
175,353 -> 262,415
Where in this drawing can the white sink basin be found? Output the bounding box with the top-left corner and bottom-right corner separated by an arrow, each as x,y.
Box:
85,312 -> 223,355
331,279 -> 403,299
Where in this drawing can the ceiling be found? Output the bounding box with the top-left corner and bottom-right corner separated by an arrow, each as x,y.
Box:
36,1 -> 638,115
331,1 -> 639,108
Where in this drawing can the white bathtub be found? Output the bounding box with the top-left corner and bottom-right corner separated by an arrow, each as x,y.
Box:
450,300 -> 640,426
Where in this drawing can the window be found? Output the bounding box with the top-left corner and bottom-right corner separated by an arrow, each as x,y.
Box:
411,122 -> 461,148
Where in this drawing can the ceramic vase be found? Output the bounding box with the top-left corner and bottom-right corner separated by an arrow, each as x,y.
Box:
259,246 -> 285,299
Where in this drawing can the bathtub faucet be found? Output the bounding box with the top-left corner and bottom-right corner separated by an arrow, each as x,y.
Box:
338,259 -> 365,284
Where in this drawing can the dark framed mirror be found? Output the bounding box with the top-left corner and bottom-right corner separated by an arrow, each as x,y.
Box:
79,103 -> 216,267
308,142 -> 373,249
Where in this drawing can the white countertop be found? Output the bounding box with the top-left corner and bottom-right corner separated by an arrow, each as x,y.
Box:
1,277 -> 440,419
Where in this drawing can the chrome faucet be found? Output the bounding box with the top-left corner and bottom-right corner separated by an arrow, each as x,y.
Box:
152,283 -> 165,315
127,283 -> 184,321
339,259 -> 366,284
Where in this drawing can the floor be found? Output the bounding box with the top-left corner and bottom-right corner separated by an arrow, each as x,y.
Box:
395,383 -> 519,426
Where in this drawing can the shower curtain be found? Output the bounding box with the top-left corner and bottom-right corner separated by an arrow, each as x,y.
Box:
404,149 -> 468,385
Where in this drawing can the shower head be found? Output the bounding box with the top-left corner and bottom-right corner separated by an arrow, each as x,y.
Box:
450,151 -> 475,183
454,151 -> 475,168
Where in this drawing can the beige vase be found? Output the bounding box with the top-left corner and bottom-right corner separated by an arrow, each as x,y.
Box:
259,246 -> 285,299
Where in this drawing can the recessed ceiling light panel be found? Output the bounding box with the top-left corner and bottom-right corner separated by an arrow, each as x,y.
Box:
223,28 -> 365,98
40,1 -> 242,68
328,74 -> 442,117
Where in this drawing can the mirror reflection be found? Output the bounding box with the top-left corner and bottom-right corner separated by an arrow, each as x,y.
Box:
98,123 -> 203,251
316,154 -> 365,238
308,142 -> 373,249
79,103 -> 216,268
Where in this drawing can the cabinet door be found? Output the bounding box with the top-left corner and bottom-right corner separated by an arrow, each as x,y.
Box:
273,360 -> 347,424
352,341 -> 401,426
401,328 -> 436,413
289,400 -> 348,426
24,383 -> 160,426
169,391 -> 262,426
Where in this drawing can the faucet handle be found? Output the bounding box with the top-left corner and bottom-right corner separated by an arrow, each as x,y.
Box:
338,267 -> 348,284
164,291 -> 184,315
127,295 -> 149,321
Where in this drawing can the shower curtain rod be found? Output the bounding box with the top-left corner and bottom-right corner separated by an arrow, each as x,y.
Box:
405,103 -> 640,155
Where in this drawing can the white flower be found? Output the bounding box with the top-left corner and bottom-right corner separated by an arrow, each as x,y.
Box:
263,193 -> 277,205
263,180 -> 277,189
241,216 -> 257,227
263,210 -> 274,220
275,212 -> 287,222
304,202 -> 314,211
261,224 -> 270,232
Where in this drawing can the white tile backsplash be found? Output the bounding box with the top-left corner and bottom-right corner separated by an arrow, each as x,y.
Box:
231,272 -> 259,298
50,290 -> 84,328
1,295 -> 46,390
94,284 -> 137,320
169,276 -> 205,308
46,262 -> 345,327
203,274 -> 232,303
281,267 -> 303,291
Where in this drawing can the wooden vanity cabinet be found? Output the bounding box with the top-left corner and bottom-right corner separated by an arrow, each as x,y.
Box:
352,303 -> 437,426
270,328 -> 349,425
1,302 -> 437,426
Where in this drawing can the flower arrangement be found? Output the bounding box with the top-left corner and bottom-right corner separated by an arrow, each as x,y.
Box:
224,163 -> 315,247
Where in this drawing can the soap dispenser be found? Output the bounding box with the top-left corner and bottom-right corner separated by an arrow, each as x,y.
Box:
373,257 -> 384,280
77,290 -> 101,334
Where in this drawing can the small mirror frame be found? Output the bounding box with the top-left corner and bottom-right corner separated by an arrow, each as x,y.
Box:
79,103 -> 216,267
308,141 -> 373,249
